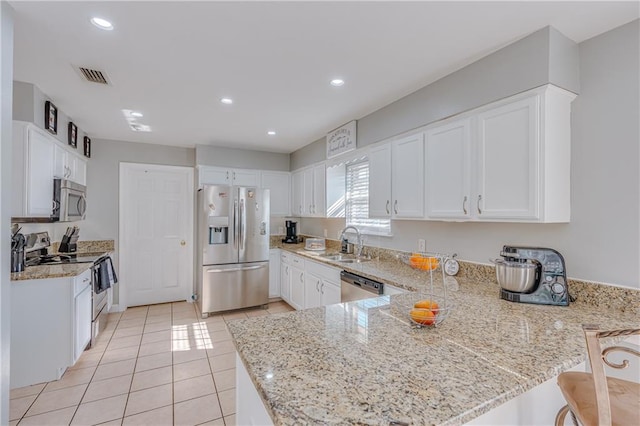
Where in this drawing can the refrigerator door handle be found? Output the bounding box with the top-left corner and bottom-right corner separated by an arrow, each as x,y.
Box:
206,265 -> 265,273
239,198 -> 245,250
233,199 -> 238,250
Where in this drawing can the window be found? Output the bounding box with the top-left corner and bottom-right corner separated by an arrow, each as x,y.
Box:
345,160 -> 391,235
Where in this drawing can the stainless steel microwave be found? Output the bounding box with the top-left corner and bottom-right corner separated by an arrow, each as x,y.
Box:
52,179 -> 87,222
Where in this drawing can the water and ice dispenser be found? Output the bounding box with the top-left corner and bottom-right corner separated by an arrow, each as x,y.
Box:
208,216 -> 229,245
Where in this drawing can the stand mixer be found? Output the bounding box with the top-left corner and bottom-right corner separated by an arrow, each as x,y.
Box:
496,245 -> 569,306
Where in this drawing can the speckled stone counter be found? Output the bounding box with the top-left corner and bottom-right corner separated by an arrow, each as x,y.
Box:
11,240 -> 114,281
229,278 -> 639,425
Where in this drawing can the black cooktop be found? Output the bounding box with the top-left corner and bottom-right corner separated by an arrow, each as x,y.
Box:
25,252 -> 108,267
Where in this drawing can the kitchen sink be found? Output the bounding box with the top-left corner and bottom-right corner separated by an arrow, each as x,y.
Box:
318,253 -> 372,263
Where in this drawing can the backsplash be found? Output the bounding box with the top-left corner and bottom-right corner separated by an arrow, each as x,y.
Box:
51,239 -> 114,254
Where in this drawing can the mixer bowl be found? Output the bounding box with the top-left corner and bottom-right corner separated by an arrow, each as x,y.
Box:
494,259 -> 538,293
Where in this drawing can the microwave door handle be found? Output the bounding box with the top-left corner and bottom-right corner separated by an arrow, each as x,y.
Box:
78,194 -> 87,218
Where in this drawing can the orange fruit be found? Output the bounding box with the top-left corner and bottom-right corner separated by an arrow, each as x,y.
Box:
410,309 -> 435,326
414,299 -> 440,315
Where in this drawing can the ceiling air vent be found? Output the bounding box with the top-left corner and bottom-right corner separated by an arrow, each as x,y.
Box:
78,67 -> 109,85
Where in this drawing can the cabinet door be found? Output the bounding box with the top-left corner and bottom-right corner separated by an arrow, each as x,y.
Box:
304,273 -> 322,309
232,169 -> 259,187
74,157 -> 87,186
289,266 -> 305,310
200,166 -> 231,186
26,128 -> 55,216
261,171 -> 290,216
280,262 -> 290,302
312,164 -> 326,217
392,133 -> 424,218
269,250 -> 280,298
368,143 -> 392,218
320,280 -> 341,306
476,96 -> 539,220
425,119 -> 471,219
291,170 -> 304,216
53,144 -> 67,179
74,284 -> 91,362
302,167 -> 314,216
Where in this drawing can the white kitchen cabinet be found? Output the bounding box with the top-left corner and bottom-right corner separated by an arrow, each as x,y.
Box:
425,118 -> 472,219
424,85 -> 575,223
368,134 -> 424,219
368,143 -> 392,218
261,171 -> 291,216
198,165 -> 260,187
11,268 -> 94,388
280,252 -> 291,303
269,249 -> 281,298
291,169 -> 304,216
291,163 -> 326,218
12,121 -> 55,218
54,144 -> 87,185
289,264 -> 305,310
73,269 -> 92,363
303,259 -> 341,308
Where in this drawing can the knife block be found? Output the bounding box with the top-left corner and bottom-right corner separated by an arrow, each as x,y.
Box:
59,235 -> 78,253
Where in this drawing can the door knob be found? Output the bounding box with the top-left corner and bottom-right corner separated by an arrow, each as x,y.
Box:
180,240 -> 186,246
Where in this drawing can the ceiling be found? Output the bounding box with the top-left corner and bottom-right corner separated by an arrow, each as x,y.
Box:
10,1 -> 639,153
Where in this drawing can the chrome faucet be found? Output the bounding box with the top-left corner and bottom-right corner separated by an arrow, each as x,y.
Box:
340,226 -> 364,257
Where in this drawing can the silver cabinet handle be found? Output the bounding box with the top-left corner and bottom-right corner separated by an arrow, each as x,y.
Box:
320,282 -> 324,294
300,273 -> 304,282
226,171 -> 229,181
316,280 -> 320,292
233,171 -> 236,181
477,195 -> 482,214
462,196 -> 468,215
394,200 -> 398,215
385,200 -> 390,215
309,204 -> 313,215
299,205 -> 302,214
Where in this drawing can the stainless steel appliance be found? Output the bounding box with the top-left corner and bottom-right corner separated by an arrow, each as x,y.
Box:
52,178 -> 87,222
495,245 -> 569,306
196,185 -> 270,317
340,271 -> 384,302
90,255 -> 115,347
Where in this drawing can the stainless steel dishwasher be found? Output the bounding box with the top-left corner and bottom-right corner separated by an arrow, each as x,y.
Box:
340,271 -> 384,302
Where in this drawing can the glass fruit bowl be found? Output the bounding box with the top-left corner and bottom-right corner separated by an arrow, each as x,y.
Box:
401,252 -> 440,271
391,293 -> 452,328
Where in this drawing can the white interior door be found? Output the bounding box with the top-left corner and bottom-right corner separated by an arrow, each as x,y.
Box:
120,163 -> 194,307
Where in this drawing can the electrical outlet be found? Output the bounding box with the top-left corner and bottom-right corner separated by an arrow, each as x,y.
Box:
418,239 -> 426,252
323,229 -> 328,237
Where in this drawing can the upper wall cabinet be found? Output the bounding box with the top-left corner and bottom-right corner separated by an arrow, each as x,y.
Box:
12,122 -> 55,218
291,163 -> 326,218
424,84 -> 576,223
53,144 -> 87,186
198,166 -> 260,188
261,171 -> 291,216
369,134 -> 425,219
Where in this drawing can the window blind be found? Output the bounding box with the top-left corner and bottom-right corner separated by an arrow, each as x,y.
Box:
345,160 -> 391,235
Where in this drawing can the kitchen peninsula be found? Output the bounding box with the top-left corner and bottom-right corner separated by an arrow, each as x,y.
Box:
228,252 -> 639,425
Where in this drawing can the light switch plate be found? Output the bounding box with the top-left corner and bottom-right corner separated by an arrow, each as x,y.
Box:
418,239 -> 426,252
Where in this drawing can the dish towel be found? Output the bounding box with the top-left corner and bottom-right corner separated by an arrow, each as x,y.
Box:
94,256 -> 118,294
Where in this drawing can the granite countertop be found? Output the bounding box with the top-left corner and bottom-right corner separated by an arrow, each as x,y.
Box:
11,240 -> 114,282
231,241 -> 640,425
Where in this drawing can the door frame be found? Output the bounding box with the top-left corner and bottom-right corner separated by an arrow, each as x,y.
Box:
118,162 -> 194,310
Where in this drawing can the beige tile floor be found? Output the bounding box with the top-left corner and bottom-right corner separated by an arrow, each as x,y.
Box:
9,300 -> 295,426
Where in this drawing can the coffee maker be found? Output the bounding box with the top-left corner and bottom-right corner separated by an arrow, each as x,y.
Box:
282,220 -> 301,244
496,245 -> 569,306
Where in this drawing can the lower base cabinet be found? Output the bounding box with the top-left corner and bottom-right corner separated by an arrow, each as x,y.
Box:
268,249 -> 280,298
289,265 -> 305,310
11,268 -> 92,388
279,252 -> 342,310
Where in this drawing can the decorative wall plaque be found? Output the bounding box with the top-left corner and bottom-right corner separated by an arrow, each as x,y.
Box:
327,120 -> 356,159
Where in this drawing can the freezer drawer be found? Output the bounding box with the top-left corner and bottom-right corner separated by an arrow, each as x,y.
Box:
200,261 -> 269,315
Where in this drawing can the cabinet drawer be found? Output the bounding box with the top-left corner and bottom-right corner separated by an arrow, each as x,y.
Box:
74,269 -> 92,296
305,260 -> 340,283
291,255 -> 304,267
280,252 -> 291,265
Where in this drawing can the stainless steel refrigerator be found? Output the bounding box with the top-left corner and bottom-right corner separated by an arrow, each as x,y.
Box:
196,185 -> 270,317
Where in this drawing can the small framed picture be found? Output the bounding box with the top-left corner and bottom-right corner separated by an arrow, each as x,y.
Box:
44,101 -> 58,134
83,136 -> 91,158
68,122 -> 78,148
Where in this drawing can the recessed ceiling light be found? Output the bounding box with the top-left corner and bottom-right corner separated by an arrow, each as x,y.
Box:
330,79 -> 345,87
267,131 -> 276,136
130,111 -> 143,118
90,17 -> 113,31
220,98 -> 233,105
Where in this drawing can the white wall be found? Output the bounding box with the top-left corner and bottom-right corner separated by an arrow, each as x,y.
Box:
0,3 -> 13,423
195,144 -> 289,171
298,21 -> 640,289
